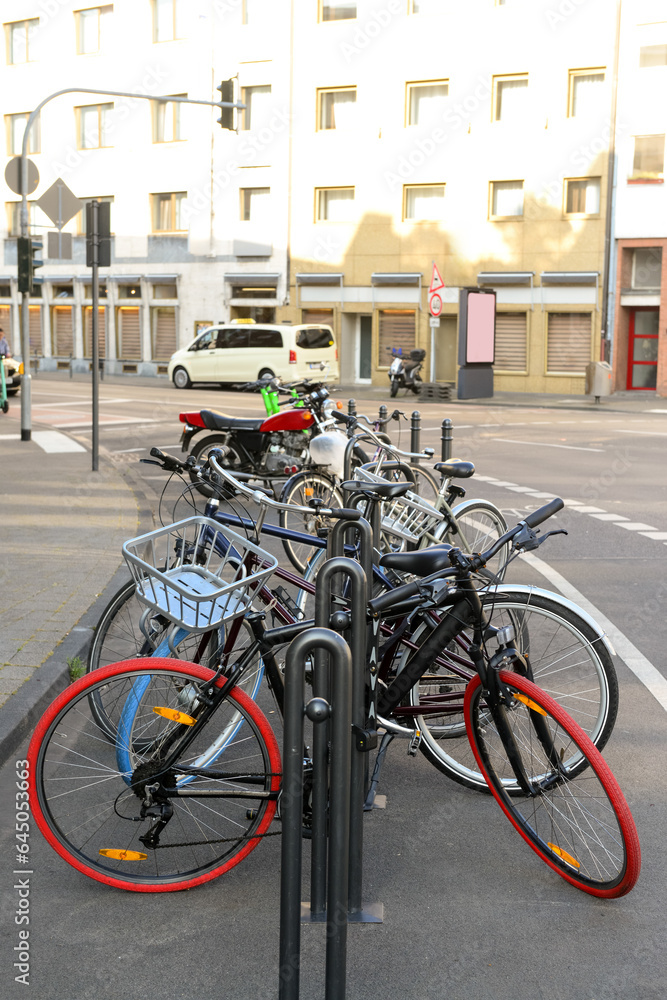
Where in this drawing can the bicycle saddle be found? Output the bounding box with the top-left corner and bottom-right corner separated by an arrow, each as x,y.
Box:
340,480 -> 411,500
379,544 -> 453,575
433,460 -> 475,479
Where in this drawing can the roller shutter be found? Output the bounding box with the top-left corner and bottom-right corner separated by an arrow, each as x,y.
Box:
495,313 -> 527,372
52,307 -> 73,356
84,307 -> 106,358
378,310 -> 415,363
301,309 -> 334,326
29,307 -> 42,356
547,313 -> 591,374
117,307 -> 141,359
152,307 -> 176,360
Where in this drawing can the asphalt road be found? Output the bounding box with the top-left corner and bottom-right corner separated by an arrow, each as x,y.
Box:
1,375 -> 666,999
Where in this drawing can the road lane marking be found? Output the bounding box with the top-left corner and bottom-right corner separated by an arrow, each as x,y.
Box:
614,522 -> 658,532
32,430 -> 86,453
640,532 -> 667,540
488,437 -> 605,452
521,551 -> 667,713
589,513 -> 629,521
616,429 -> 667,436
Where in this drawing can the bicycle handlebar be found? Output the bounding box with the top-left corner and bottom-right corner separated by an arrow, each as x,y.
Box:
207,451 -> 361,520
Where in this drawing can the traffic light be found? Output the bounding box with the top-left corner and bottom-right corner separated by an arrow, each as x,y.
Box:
17,236 -> 43,294
216,79 -> 235,130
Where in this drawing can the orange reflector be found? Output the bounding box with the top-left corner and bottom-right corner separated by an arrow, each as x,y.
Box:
99,849 -> 147,861
547,843 -> 581,869
512,692 -> 547,716
336,401 -> 343,409
304,488 -> 314,497
152,706 -> 196,725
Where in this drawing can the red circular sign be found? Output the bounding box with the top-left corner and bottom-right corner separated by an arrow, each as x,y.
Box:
429,292 -> 442,317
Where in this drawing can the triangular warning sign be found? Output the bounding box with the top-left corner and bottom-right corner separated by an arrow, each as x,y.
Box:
429,262 -> 445,294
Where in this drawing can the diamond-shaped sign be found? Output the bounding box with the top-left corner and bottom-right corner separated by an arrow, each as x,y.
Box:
36,178 -> 82,229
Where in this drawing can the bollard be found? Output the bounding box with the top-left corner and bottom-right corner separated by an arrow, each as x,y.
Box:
279,628 -> 352,1000
348,398 -> 356,418
441,417 -> 453,462
378,404 -> 387,427
69,353 -> 73,379
410,410 -> 421,465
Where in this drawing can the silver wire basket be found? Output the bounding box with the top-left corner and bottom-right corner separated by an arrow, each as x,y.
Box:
353,466 -> 445,544
122,516 -> 278,633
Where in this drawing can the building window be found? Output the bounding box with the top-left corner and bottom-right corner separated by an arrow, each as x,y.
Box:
75,5 -> 112,55
317,88 -> 356,130
403,184 -> 445,221
152,306 -> 177,360
5,113 -> 40,154
320,2 -> 356,20
118,284 -> 141,298
568,70 -> 605,118
152,0 -> 184,42
407,81 -> 449,125
493,75 -> 528,122
632,248 -> 662,290
152,282 -> 178,299
564,177 -> 601,215
490,180 -> 524,218
639,44 -> 667,68
51,306 -> 74,357
546,313 -> 591,374
77,196 -> 114,235
241,85 -> 271,130
378,310 -> 415,364
151,192 -> 186,232
5,19 -> 39,64
316,187 -> 355,221
153,95 -> 185,142
116,306 -> 141,358
83,306 -> 106,357
77,103 -> 113,149
495,313 -> 527,372
631,135 -> 665,179
240,187 -> 270,223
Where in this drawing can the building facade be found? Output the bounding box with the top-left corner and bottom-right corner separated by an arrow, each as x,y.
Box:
1,0 -> 660,395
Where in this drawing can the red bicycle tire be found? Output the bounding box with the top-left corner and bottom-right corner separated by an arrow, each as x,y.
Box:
28,658 -> 281,893
464,670 -> 640,898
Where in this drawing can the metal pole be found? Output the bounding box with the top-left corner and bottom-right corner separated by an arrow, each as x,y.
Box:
91,200 -> 99,472
441,417 -> 453,462
279,628 -> 352,1000
347,398 -> 356,418
378,404 -> 387,426
410,410 -> 421,465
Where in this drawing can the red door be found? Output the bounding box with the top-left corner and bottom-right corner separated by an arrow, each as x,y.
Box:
627,308 -> 659,390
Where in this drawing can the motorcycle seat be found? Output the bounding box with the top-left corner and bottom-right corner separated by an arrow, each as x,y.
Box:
433,460 -> 475,479
201,410 -> 265,432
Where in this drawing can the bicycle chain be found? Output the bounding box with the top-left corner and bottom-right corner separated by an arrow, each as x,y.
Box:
153,827 -> 283,849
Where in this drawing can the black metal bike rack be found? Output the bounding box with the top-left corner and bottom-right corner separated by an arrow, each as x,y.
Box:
279,627 -> 352,1000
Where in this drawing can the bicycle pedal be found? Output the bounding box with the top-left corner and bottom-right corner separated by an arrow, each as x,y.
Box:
407,729 -> 422,757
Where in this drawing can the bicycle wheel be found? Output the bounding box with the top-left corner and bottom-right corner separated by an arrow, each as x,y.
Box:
28,659 -> 281,892
439,499 -> 508,583
87,581 -> 264,741
278,471 -> 344,573
464,670 -> 640,897
405,591 -> 618,792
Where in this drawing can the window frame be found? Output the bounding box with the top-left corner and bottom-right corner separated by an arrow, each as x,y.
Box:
5,112 -> 40,155
316,86 -> 357,131
152,0 -> 183,43
75,5 -> 112,56
405,79 -> 449,127
545,310 -> 593,376
76,102 -> 114,150
315,186 -> 355,222
241,85 -> 272,131
319,1 -> 357,21
239,186 -> 271,223
489,180 -> 524,220
152,94 -> 186,143
567,68 -> 605,119
402,183 -> 446,222
76,196 -> 114,236
631,248 -> 662,290
5,18 -> 39,65
630,134 -> 665,181
492,73 -> 529,123
151,192 -> 187,233
563,176 -> 601,217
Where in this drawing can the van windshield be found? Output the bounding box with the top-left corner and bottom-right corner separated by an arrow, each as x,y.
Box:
296,327 -> 334,350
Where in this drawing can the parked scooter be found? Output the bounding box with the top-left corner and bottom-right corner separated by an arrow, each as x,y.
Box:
179,378 -> 360,489
387,347 -> 425,397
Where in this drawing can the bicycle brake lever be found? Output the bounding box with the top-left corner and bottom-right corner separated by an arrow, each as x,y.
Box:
535,529 -> 568,545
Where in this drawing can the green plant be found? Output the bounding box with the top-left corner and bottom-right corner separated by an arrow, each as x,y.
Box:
67,656 -> 85,682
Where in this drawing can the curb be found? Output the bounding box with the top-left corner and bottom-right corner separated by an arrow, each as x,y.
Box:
0,448 -> 156,766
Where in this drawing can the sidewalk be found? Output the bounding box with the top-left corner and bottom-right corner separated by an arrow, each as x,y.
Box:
0,431 -> 140,762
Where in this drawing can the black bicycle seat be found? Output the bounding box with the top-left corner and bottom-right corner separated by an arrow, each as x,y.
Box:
341,480 -> 411,500
433,460 -> 475,479
379,544 -> 453,575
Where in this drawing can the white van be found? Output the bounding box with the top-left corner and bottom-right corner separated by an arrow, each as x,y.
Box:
168,321 -> 339,389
